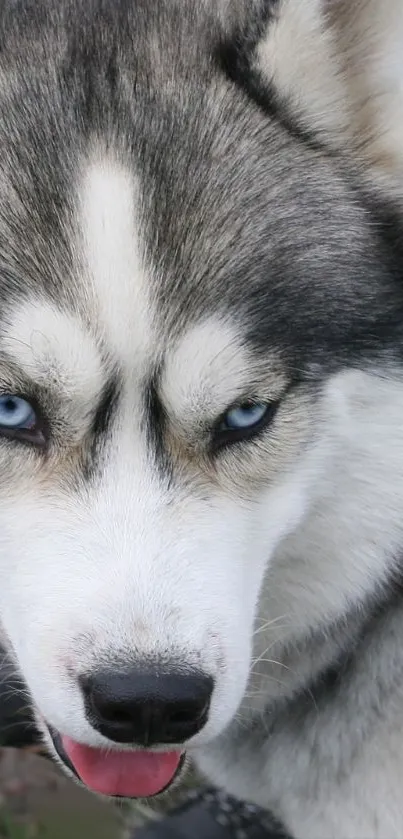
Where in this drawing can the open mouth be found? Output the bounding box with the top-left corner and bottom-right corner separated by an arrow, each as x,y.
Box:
48,726 -> 185,799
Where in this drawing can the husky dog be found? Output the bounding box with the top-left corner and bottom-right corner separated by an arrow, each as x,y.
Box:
0,1 -> 403,836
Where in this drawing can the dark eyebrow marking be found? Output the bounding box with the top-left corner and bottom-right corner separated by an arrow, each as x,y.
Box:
143,372 -> 173,485
91,374 -> 121,441
82,373 -> 121,481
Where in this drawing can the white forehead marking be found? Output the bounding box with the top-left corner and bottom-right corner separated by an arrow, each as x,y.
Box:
1,300 -> 103,400
80,157 -> 153,366
162,318 -> 250,422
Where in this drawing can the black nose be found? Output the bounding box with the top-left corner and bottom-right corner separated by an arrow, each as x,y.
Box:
80,668 -> 214,747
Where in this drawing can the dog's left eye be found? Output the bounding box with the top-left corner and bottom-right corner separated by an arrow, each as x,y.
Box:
0,395 -> 45,446
212,401 -> 277,450
224,403 -> 268,429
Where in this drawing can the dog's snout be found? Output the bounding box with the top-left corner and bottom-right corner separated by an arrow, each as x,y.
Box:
80,667 -> 214,746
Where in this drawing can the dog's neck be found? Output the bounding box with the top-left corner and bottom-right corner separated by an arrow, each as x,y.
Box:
244,571 -> 402,719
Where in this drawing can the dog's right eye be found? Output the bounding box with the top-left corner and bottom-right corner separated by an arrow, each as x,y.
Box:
0,395 -> 46,446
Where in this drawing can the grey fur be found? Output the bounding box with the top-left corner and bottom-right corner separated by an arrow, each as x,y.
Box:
0,2 -> 402,838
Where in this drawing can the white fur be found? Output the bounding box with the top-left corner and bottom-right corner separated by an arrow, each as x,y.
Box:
1,299 -> 103,399
197,370 -> 403,839
161,318 -> 287,433
80,155 -> 154,366
2,298 -> 403,839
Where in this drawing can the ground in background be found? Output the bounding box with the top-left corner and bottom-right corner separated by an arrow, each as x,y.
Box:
0,748 -> 123,839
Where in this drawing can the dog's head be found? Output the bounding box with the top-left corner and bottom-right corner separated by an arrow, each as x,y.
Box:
0,0 -> 402,798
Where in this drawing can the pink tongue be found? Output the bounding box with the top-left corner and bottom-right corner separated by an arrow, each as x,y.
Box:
61,736 -> 182,798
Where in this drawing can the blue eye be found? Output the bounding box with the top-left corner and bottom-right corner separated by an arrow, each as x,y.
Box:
0,395 -> 44,446
0,396 -> 36,429
213,400 -> 277,451
223,403 -> 268,430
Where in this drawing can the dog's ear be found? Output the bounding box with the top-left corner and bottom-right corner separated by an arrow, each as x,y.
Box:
221,0 -> 403,188
251,0 -> 348,145
328,0 -> 403,187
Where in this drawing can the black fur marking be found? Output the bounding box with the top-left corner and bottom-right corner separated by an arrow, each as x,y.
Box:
143,375 -> 173,485
84,374 -> 121,480
91,375 -> 120,441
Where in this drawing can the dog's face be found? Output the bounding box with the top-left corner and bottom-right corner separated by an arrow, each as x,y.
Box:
0,0 -> 402,798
